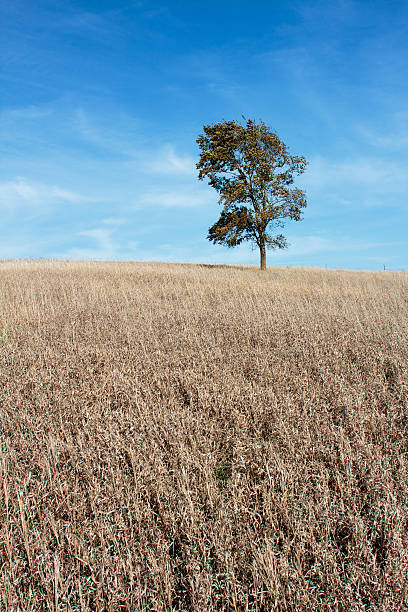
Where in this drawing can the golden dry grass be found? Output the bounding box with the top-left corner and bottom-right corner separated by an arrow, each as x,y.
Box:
0,260 -> 407,611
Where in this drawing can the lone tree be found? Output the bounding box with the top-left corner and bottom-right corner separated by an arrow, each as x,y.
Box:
197,118 -> 308,270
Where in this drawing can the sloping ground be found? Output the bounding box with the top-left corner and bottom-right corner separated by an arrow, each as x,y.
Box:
0,261 -> 407,610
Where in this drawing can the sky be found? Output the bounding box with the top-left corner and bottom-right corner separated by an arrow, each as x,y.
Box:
1,0 -> 407,269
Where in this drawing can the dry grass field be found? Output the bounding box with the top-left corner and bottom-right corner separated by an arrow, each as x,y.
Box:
0,260 -> 407,611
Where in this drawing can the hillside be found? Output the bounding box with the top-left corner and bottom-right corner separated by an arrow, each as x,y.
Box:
1,261 -> 407,610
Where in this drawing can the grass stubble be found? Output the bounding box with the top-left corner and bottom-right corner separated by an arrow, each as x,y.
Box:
0,260 -> 407,611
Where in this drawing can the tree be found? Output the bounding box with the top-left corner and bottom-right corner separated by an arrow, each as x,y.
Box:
196,117 -> 308,270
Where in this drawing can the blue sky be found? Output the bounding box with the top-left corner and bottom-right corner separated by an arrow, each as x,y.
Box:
1,0 -> 407,269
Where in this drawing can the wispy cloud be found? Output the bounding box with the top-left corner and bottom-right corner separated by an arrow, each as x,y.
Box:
73,111 -> 195,176
73,108 -> 141,157
66,227 -> 118,260
101,217 -> 126,227
0,178 -> 94,210
0,104 -> 54,122
283,235 -> 395,256
137,184 -> 213,208
142,144 -> 195,175
62,10 -> 114,34
356,112 -> 408,150
304,155 -> 408,196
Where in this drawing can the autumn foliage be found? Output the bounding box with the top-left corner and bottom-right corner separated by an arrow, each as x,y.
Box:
197,118 -> 307,269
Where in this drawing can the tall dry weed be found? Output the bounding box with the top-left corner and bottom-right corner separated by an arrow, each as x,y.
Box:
0,261 -> 407,610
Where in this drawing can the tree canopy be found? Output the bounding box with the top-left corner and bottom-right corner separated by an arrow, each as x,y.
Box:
197,118 -> 308,269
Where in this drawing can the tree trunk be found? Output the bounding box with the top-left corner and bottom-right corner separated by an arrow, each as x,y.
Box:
260,242 -> 266,270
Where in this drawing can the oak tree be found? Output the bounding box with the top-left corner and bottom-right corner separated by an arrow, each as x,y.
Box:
197,118 -> 308,270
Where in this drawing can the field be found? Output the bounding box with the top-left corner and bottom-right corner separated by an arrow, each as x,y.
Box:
0,260 -> 407,611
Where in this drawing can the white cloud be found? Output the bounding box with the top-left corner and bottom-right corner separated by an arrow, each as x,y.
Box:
137,184 -> 213,208
270,235 -> 396,259
73,110 -> 195,178
280,235 -> 334,256
101,217 -> 126,226
0,105 -> 54,122
67,227 -> 117,260
356,112 -> 408,150
143,144 -> 195,175
78,228 -> 113,243
74,108 -> 141,157
303,155 -> 408,197
0,178 -> 93,210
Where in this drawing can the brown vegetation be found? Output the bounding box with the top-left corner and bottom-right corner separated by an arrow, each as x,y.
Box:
0,260 -> 407,610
